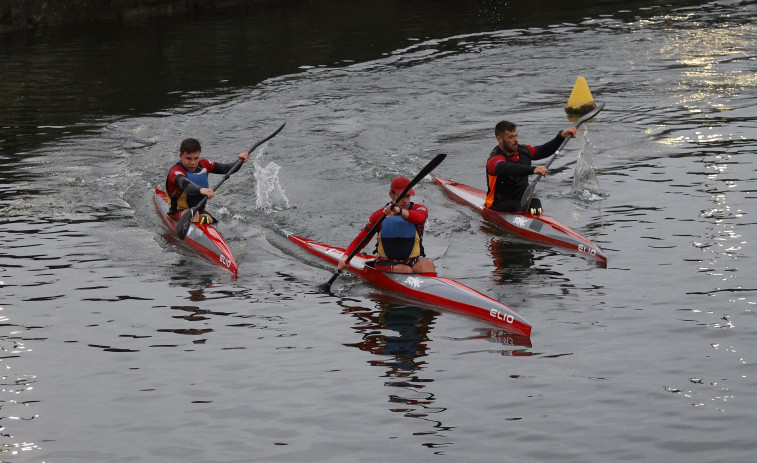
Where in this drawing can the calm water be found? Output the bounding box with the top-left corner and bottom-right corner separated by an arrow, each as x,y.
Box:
2,0 -> 756,461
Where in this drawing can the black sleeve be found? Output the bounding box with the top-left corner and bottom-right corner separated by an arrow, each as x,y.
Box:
174,175 -> 203,195
210,161 -> 238,175
493,161 -> 535,176
532,132 -> 566,160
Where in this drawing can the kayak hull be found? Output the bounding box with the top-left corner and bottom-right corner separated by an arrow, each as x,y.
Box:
289,234 -> 531,336
434,177 -> 607,263
153,189 -> 238,274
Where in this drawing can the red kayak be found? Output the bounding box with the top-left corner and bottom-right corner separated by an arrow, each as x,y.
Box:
434,177 -> 607,264
153,188 -> 238,274
289,234 -> 531,336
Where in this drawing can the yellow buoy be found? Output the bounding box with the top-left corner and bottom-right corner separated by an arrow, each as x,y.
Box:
565,76 -> 596,115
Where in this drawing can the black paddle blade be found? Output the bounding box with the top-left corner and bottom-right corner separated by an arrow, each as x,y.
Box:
520,182 -> 537,212
400,153 -> 447,199
248,122 -> 286,154
576,101 -> 605,126
319,271 -> 341,293
421,152 -> 447,177
176,209 -> 193,240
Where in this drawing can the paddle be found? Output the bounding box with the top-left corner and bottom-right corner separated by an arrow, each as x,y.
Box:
520,102 -> 605,211
176,122 -> 286,240
319,152 -> 447,292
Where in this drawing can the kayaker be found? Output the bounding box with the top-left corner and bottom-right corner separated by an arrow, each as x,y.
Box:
166,138 -> 249,224
337,177 -> 436,274
486,121 -> 576,214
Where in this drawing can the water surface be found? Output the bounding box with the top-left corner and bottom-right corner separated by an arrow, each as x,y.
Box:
1,0 -> 756,461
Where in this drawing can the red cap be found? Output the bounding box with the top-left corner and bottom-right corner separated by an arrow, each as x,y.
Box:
390,177 -> 415,196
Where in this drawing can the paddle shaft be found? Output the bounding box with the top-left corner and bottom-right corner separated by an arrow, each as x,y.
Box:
321,152 -> 447,290
176,122 -> 286,240
520,102 -> 605,211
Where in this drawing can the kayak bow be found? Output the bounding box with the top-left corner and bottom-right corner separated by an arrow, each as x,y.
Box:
289,234 -> 531,336
153,188 -> 238,274
434,177 -> 607,264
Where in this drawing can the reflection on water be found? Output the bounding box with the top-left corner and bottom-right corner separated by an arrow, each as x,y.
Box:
478,223 -> 575,285
485,233 -> 537,285
481,217 -> 608,272
337,297 -> 532,448
446,328 -> 533,357
340,301 -> 435,377
339,299 -> 446,445
0,330 -> 40,457
0,268 -> 40,456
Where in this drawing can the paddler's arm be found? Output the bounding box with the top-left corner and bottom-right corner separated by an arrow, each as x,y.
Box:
337,209 -> 383,270
338,228 -> 370,270
532,127 -> 576,160
174,176 -> 215,199
211,152 -> 250,174
489,157 -> 535,177
400,204 -> 428,224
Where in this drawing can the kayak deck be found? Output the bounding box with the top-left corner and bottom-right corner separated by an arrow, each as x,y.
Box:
288,234 -> 531,336
153,189 -> 238,274
434,177 -> 607,264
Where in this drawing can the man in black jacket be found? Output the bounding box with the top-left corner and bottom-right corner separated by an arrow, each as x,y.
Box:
485,121 -> 576,214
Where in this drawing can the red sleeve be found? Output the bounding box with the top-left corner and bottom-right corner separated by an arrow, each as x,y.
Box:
345,208 -> 384,255
166,164 -> 186,197
200,158 -> 216,171
524,145 -> 536,158
486,155 -> 504,175
405,204 -> 428,224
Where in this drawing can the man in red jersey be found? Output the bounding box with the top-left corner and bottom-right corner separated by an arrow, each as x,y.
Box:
166,138 -> 249,224
486,121 -> 576,214
338,177 -> 436,274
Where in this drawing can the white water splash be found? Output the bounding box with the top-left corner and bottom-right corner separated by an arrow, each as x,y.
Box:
571,131 -> 604,201
252,142 -> 289,210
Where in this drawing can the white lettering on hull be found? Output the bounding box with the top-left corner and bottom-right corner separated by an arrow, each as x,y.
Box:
490,309 -> 514,325
513,216 -> 529,228
403,276 -> 424,288
577,244 -> 597,256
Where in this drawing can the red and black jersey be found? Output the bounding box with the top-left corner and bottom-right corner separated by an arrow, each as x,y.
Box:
485,132 -> 565,208
166,159 -> 218,213
165,158 -> 238,213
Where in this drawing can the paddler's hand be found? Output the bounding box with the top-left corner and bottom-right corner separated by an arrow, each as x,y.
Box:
238,151 -> 249,163
561,127 -> 577,139
337,256 -> 349,271
383,203 -> 402,217
199,187 -> 215,199
533,166 -> 548,177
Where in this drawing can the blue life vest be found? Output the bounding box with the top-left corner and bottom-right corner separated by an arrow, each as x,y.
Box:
183,166 -> 209,207
378,207 -> 422,260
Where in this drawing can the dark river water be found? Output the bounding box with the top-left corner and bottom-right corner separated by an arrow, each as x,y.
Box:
2,0 -> 756,461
